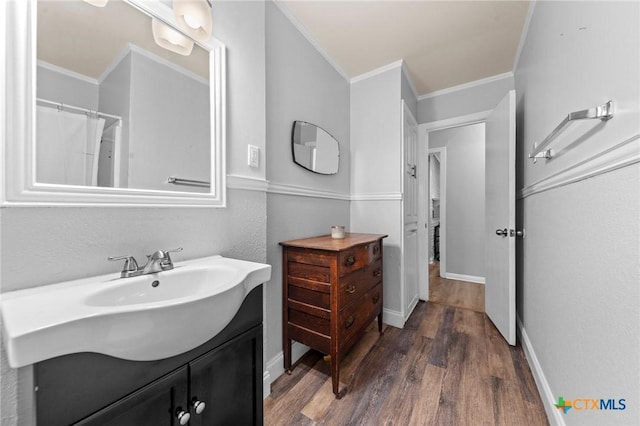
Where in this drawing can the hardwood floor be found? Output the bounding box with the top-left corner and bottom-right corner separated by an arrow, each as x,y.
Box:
428,263 -> 484,313
265,268 -> 549,426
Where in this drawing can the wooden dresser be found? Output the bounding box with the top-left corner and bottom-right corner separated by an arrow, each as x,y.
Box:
280,233 -> 387,398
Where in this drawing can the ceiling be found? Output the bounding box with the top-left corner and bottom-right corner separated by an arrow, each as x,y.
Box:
278,0 -> 530,96
37,0 -> 208,81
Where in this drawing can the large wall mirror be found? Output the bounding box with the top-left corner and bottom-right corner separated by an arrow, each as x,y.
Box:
1,0 -> 226,206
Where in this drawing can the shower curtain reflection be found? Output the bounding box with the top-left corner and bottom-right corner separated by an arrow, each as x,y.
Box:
36,101 -> 120,188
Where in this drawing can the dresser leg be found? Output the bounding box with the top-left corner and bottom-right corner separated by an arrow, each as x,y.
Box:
331,353 -> 344,399
378,313 -> 383,333
284,338 -> 292,374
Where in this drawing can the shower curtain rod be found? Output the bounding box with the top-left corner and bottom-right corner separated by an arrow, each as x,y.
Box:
36,98 -> 122,126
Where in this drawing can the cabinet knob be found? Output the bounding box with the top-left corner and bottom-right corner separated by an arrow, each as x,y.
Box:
345,285 -> 356,294
372,293 -> 381,304
373,268 -> 382,277
373,244 -> 380,255
344,256 -> 356,267
345,315 -> 355,329
176,408 -> 191,425
192,399 -> 206,415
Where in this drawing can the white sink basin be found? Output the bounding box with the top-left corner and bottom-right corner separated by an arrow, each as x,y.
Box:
0,256 -> 271,368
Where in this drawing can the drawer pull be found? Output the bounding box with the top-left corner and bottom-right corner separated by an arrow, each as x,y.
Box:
373,244 -> 380,255
373,268 -> 382,277
372,293 -> 380,304
344,256 -> 356,267
345,315 -> 355,329
346,285 -> 356,294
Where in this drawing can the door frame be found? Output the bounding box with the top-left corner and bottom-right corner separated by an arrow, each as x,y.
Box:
427,147 -> 446,271
417,110 -> 491,301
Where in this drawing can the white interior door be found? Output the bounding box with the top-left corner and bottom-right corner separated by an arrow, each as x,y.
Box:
402,101 -> 419,320
485,90 -> 516,346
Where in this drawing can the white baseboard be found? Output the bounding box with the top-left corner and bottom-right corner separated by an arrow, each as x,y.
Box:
264,341 -> 310,399
444,272 -> 485,284
262,371 -> 270,400
383,308 -> 405,328
517,315 -> 564,426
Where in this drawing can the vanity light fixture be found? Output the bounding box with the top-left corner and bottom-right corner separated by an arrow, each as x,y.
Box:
151,18 -> 194,56
82,0 -> 108,7
172,0 -> 213,42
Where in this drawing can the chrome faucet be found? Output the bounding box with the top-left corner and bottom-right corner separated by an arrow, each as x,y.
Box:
108,248 -> 183,278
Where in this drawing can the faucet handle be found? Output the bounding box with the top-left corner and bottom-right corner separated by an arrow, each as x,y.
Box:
108,255 -> 139,277
162,247 -> 183,266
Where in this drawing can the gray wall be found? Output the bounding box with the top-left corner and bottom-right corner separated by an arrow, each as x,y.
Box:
429,123 -> 485,279
350,67 -> 403,319
128,50 -> 210,192
36,64 -> 99,110
99,54 -> 132,187
264,1 -> 351,379
0,2 -> 267,424
401,67 -> 418,119
418,74 -> 514,124
515,2 -> 639,425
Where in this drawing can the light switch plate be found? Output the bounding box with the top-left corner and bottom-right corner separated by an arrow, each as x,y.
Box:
248,145 -> 260,168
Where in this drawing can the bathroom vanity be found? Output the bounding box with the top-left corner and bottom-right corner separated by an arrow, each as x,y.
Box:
34,286 -> 263,426
280,233 -> 387,398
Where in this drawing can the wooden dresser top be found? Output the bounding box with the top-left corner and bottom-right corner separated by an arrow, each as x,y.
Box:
279,233 -> 388,251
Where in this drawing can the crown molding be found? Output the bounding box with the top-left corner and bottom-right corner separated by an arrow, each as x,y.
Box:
513,1 -> 537,72
351,59 -> 403,84
418,71 -> 514,101
401,60 -> 419,101
37,60 -> 99,85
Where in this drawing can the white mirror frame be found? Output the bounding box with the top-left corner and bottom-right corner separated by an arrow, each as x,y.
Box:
0,0 -> 226,207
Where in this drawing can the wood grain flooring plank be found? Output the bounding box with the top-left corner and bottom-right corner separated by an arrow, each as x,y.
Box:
301,326 -> 382,421
453,307 -> 485,338
268,350 -> 322,400
435,329 -> 496,426
511,344 -> 546,407
490,375 -> 529,426
407,364 -> 446,426
264,356 -> 330,426
484,316 -> 517,381
428,306 -> 455,368
377,335 -> 434,425
418,302 -> 445,339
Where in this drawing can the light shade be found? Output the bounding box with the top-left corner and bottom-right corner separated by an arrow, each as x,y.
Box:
172,0 -> 212,42
82,0 -> 108,7
152,19 -> 194,56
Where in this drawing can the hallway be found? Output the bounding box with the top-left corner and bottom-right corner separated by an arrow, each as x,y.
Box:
265,273 -> 548,425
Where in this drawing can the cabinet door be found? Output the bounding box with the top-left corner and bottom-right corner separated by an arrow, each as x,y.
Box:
75,366 -> 189,426
189,327 -> 262,426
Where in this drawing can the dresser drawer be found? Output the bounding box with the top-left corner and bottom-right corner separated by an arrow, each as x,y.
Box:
289,285 -> 330,310
339,259 -> 382,309
337,241 -> 382,276
287,262 -> 330,283
338,282 -> 383,343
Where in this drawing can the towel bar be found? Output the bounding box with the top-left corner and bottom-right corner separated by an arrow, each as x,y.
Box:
529,100 -> 614,162
167,177 -> 210,187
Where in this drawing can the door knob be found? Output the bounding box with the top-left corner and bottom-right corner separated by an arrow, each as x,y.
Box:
495,228 -> 508,237
510,229 -> 526,238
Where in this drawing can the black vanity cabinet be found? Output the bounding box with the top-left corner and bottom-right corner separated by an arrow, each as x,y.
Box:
76,366 -> 190,426
35,287 -> 263,426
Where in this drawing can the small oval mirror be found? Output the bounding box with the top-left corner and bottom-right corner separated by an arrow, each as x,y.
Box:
291,121 -> 339,175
